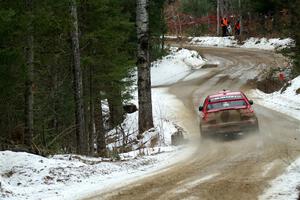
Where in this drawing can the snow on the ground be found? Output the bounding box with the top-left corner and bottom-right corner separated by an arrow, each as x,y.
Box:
241,37 -> 295,50
190,36 -> 238,48
249,76 -> 300,200
0,47 -> 201,200
107,87 -> 182,151
0,88 -> 185,200
189,36 -> 295,50
249,76 -> 300,120
151,47 -> 206,86
0,147 -> 188,200
259,157 -> 300,200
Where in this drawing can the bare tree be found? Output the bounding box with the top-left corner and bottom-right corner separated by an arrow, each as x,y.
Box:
217,0 -> 220,35
136,0 -> 154,134
239,0 -> 242,36
70,0 -> 87,155
24,0 -> 34,149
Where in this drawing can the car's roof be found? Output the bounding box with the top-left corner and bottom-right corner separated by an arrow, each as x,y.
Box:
208,91 -> 245,102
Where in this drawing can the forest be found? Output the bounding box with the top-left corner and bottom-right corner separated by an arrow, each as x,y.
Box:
0,0 -> 299,156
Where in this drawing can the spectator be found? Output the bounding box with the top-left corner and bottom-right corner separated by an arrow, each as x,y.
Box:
221,17 -> 228,36
234,20 -> 240,35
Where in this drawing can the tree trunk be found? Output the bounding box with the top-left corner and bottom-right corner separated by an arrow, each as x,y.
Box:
70,0 -> 87,155
24,0 -> 34,149
239,0 -> 242,37
160,8 -> 165,53
107,86 -> 123,128
217,0 -> 220,35
96,98 -> 106,156
89,66 -> 95,155
136,0 -> 154,134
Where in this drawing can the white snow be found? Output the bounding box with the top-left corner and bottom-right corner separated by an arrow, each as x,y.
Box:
0,148 -> 189,200
190,36 -> 238,48
189,36 -> 295,50
151,47 -> 206,86
106,87 -> 183,151
249,76 -> 300,120
259,158 -> 300,200
241,37 -> 295,50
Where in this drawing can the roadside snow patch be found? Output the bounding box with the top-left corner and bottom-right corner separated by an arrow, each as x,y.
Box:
0,148 -> 184,200
107,87 -> 183,151
242,37 -> 295,50
190,36 -> 237,47
259,158 -> 300,200
189,36 -> 294,50
151,47 -> 205,86
249,76 -> 300,120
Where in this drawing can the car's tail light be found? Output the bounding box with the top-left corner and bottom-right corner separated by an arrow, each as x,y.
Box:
240,109 -> 254,119
203,113 -> 216,124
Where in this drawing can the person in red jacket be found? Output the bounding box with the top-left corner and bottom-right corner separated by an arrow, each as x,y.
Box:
234,20 -> 240,35
221,17 -> 228,36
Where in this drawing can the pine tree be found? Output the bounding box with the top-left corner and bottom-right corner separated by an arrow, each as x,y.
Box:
0,2 -> 25,149
70,0 -> 87,155
0,0 -> 167,155
24,0 -> 34,150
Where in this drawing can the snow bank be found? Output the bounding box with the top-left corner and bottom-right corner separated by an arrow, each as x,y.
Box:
249,76 -> 300,120
259,157 -> 300,200
241,37 -> 295,50
107,87 -> 182,151
190,36 -> 238,48
189,36 -> 294,51
0,148 -> 183,200
151,47 -> 205,86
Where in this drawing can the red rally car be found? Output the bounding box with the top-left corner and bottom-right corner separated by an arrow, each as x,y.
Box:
199,90 -> 259,138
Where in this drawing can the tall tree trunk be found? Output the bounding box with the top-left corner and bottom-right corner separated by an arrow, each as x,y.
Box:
106,86 -> 123,128
171,4 -> 178,36
70,0 -> 87,155
136,0 -> 154,134
239,0 -> 242,37
96,98 -> 106,156
160,7 -> 165,53
89,66 -> 95,155
83,63 -> 90,154
24,0 -> 34,149
217,0 -> 220,35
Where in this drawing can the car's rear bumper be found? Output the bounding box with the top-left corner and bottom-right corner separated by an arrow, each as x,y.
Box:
201,118 -> 258,135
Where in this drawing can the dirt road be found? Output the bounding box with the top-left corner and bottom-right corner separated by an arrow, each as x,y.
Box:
85,47 -> 300,200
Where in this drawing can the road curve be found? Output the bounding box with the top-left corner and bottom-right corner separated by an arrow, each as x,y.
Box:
85,47 -> 300,200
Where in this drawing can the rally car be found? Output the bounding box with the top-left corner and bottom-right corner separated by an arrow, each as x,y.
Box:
199,90 -> 259,138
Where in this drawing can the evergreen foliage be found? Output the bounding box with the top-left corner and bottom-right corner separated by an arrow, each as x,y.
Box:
0,0 -> 144,155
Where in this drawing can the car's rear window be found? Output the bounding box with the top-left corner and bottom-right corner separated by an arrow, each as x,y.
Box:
209,95 -> 243,102
207,100 -> 246,110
